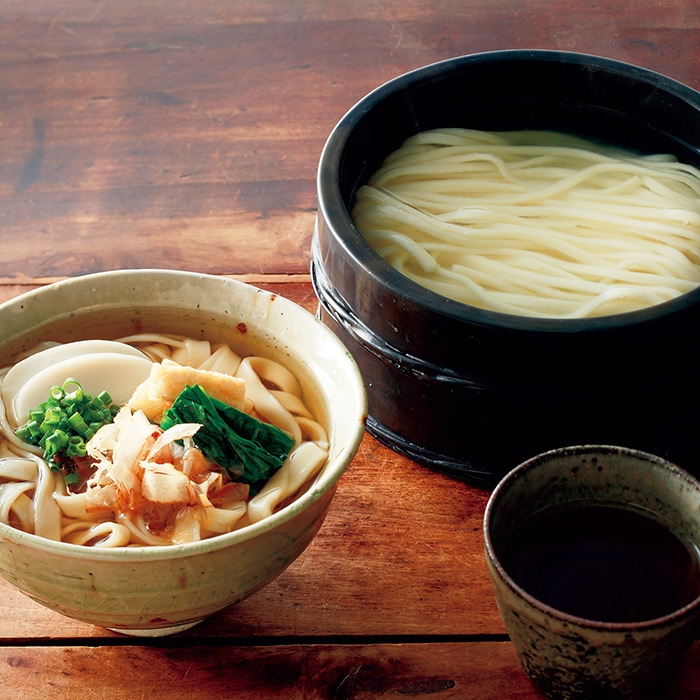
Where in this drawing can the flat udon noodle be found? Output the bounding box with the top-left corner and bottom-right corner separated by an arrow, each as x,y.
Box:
0,334 -> 329,547
352,128 -> 700,318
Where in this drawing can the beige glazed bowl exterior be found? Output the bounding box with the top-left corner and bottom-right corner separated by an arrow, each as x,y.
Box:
0,269 -> 367,636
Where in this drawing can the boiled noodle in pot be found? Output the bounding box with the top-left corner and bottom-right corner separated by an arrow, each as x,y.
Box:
352,128 -> 700,319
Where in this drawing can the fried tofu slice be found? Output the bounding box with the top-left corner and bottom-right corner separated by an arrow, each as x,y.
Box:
128,358 -> 249,422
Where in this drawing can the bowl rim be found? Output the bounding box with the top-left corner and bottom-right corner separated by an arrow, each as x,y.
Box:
316,49 -> 700,333
0,268 -> 367,562
483,443 -> 700,631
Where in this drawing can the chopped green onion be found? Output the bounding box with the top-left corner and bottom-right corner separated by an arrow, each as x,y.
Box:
15,425 -> 32,442
61,379 -> 82,394
18,420 -> 43,440
66,435 -> 87,458
68,411 -> 90,436
43,430 -> 68,459
14,378 -> 118,473
64,387 -> 84,404
42,405 -> 62,427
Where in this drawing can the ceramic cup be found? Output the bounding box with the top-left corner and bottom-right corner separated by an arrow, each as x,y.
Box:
483,445 -> 700,699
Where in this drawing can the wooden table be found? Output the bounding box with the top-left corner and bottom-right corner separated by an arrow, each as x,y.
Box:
1,1 -> 699,697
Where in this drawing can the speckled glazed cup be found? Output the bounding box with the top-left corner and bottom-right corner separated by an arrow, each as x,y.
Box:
484,445 -> 700,699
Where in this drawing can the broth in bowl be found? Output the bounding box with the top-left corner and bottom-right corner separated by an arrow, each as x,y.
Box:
0,332 -> 329,547
0,270 -> 366,635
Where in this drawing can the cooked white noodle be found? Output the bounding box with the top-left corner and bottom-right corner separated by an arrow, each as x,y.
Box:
352,129 -> 700,318
0,334 -> 329,547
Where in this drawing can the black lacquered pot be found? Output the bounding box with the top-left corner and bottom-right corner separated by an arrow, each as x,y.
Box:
313,50 -> 700,486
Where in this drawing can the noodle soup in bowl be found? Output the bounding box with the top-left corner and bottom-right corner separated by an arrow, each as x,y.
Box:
313,49 -> 700,486
0,269 -> 366,635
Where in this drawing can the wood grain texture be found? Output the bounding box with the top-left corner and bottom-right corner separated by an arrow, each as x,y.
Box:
1,0 -> 698,280
0,643 -> 541,699
1,1 -> 699,697
3,641 -> 700,699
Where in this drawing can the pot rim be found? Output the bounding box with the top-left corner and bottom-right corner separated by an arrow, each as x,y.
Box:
316,49 -> 700,334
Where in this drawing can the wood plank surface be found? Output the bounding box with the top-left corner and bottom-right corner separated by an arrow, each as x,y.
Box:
1,1 -> 700,697
4,641 -> 700,699
0,643 -> 543,699
2,0 -> 699,281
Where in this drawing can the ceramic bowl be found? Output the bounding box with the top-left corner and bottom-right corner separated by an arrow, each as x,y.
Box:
312,49 -> 700,486
484,445 -> 700,699
0,269 -> 366,636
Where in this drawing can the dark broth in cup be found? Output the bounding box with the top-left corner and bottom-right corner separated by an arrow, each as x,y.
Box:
499,504 -> 700,623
